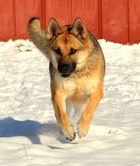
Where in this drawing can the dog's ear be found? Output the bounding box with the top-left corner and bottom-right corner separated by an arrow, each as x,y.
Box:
47,18 -> 60,40
72,18 -> 87,38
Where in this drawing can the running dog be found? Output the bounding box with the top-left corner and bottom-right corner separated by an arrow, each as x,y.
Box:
28,17 -> 105,141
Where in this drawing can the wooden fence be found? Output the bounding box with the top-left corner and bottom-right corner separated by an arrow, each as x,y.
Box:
0,0 -> 140,43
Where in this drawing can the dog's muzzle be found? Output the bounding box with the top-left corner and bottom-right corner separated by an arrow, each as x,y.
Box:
58,62 -> 76,78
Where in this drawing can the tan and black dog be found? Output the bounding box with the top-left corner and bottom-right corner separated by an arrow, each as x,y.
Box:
28,17 -> 105,141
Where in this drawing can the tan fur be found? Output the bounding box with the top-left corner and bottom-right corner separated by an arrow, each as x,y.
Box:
28,17 -> 105,141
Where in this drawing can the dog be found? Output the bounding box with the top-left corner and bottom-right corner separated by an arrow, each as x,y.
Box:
28,17 -> 105,141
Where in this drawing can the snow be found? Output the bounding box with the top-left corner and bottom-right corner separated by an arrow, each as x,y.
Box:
0,39 -> 140,166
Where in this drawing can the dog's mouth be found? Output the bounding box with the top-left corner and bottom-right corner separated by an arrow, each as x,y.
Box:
58,62 -> 76,78
61,73 -> 72,78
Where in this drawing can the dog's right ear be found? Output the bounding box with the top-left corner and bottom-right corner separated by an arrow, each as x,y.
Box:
47,18 -> 61,40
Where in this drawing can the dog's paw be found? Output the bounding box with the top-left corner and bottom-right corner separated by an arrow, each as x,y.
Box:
77,119 -> 89,138
66,131 -> 76,141
61,125 -> 76,141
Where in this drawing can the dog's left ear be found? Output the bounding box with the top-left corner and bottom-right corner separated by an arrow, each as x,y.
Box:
72,18 -> 87,38
47,18 -> 61,40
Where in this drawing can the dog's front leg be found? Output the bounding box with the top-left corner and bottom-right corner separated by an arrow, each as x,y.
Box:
77,85 -> 103,138
52,90 -> 76,141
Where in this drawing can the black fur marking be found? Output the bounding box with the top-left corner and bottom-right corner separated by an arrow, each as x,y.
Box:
67,26 -> 72,33
28,17 -> 40,25
69,48 -> 77,55
64,35 -> 68,44
54,48 -> 62,55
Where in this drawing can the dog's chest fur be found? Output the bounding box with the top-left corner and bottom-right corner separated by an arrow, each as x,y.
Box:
53,71 -> 99,103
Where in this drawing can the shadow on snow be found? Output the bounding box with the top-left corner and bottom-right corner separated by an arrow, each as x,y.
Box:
0,117 -> 67,144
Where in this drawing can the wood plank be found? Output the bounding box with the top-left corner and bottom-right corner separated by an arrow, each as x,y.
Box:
71,0 -> 99,38
0,0 -> 15,41
44,0 -> 71,27
102,0 -> 128,43
15,0 -> 42,39
129,0 -> 140,43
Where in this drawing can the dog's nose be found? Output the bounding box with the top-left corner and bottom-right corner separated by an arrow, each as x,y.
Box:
58,62 -> 76,77
58,63 -> 70,73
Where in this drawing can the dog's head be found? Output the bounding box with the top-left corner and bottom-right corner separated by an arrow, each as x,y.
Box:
28,18 -> 93,78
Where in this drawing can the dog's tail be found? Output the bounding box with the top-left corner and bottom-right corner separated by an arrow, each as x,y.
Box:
28,17 -> 50,60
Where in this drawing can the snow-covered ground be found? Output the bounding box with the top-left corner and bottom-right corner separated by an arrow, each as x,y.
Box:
0,39 -> 140,166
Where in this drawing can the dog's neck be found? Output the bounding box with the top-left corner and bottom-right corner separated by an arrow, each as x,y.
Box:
72,54 -> 100,78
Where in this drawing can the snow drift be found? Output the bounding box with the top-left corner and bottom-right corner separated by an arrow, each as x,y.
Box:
0,39 -> 140,165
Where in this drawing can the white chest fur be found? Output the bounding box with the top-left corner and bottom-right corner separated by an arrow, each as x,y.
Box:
54,72 -> 99,100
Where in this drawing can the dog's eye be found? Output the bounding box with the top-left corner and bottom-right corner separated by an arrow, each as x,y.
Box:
70,48 -> 77,55
54,48 -> 62,55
